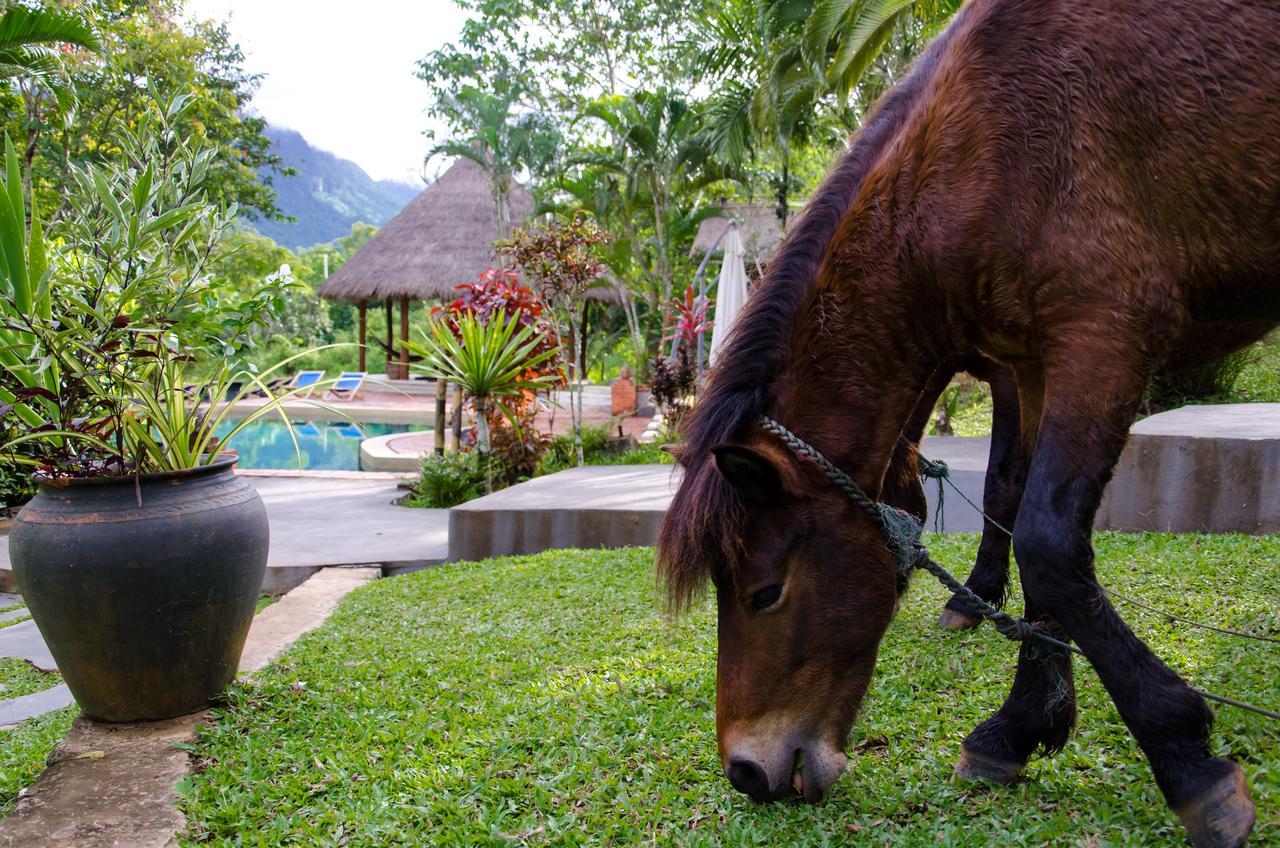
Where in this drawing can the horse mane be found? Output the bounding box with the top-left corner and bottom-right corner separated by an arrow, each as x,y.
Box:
657,25 -> 962,610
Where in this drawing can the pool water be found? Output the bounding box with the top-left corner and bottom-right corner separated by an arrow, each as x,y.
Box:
214,419 -> 416,471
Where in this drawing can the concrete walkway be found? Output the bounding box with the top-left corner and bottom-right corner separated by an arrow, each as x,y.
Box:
0,566 -> 378,848
448,436 -> 992,561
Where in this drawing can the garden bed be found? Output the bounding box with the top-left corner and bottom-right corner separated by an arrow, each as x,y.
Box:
181,537 -> 1278,845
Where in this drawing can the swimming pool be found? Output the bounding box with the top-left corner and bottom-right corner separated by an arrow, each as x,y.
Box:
214,419 -> 417,471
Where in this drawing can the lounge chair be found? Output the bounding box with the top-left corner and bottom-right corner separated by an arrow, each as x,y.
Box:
285,370 -> 325,398
324,371 -> 366,401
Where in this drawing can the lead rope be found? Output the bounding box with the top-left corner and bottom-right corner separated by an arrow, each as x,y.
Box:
759,415 -> 1280,721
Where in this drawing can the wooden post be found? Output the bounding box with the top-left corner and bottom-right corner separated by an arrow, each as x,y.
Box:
357,300 -> 367,372
434,378 -> 447,456
384,297 -> 394,375
451,383 -> 463,451
399,296 -> 410,375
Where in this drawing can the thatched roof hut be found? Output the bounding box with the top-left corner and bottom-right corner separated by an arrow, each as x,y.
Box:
690,202 -> 784,263
318,155 -> 533,304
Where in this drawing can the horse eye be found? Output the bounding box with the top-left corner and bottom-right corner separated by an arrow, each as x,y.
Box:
749,584 -> 784,612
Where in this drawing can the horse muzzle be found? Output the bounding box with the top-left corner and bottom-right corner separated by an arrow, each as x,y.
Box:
722,730 -> 848,803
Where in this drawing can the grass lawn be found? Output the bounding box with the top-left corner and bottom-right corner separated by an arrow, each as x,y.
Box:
0,658 -> 59,700
181,537 -> 1279,846
0,706 -> 76,817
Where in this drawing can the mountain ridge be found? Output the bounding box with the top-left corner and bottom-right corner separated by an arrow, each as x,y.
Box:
253,126 -> 421,250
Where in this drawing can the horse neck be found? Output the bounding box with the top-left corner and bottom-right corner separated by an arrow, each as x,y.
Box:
771,233 -> 939,500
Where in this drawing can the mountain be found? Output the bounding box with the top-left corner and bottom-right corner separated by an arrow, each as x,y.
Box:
252,126 -> 422,250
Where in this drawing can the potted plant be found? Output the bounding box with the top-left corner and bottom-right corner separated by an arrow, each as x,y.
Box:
0,96 -> 321,722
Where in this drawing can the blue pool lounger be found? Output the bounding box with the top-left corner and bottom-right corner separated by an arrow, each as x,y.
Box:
286,370 -> 325,398
325,371 -> 366,401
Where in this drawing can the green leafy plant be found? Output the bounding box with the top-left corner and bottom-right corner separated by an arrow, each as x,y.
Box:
408,311 -> 559,456
0,93 -> 332,477
404,450 -> 489,509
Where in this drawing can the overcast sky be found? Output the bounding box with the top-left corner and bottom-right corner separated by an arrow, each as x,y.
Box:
185,0 -> 469,186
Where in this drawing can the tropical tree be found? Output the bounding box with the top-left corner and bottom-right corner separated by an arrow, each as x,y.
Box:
696,0 -> 961,226
3,0 -> 283,223
425,82 -> 560,238
0,4 -> 100,108
499,215 -> 610,467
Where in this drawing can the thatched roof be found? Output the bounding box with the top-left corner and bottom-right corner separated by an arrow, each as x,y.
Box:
690,202 -> 784,262
318,156 -> 534,303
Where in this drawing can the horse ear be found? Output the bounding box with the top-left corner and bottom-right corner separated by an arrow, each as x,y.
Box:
712,444 -> 784,505
660,442 -> 687,464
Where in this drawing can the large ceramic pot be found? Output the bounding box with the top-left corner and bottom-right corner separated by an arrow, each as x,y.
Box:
9,455 -> 268,722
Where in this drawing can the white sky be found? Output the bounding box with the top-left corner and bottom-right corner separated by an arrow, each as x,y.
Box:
185,0 -> 469,186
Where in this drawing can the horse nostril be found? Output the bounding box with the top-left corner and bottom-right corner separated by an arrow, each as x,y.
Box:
726,757 -> 772,801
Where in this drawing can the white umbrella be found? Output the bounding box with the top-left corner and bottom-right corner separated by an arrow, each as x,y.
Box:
708,225 -> 749,366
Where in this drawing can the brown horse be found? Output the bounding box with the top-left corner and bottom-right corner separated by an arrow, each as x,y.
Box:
657,1 -> 1278,845
927,332 -> 1275,633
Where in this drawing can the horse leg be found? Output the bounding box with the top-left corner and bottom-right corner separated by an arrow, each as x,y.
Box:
955,365 -> 1076,779
939,361 -> 1024,630
981,345 -> 1252,847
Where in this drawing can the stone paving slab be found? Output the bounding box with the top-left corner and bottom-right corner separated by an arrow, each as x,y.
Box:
0,594 -> 19,607
0,684 -> 72,728
0,619 -> 57,671
239,566 -> 379,674
0,607 -> 26,624
0,710 -> 205,848
0,566 -> 379,848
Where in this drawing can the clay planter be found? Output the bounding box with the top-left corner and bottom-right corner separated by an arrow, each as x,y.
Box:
9,455 -> 268,722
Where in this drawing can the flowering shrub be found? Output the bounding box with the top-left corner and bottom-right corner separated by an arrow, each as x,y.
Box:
663,284 -> 713,356
433,268 -> 563,393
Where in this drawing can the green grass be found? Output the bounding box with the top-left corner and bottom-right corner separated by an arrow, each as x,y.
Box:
0,658 -> 59,700
255,595 -> 277,614
0,602 -> 30,630
181,538 -> 1279,846
0,706 -> 76,817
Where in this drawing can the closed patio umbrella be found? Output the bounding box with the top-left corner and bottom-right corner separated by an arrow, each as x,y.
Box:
708,225 -> 749,366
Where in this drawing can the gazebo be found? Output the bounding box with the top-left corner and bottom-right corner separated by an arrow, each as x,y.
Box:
317,155 -> 535,378
690,202 -> 785,267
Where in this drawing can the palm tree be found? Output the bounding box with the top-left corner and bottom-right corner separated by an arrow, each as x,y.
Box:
0,5 -> 100,108
426,82 -> 560,238
580,88 -> 736,306
696,0 -> 960,227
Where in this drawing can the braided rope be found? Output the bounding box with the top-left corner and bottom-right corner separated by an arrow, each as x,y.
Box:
758,416 -> 1074,656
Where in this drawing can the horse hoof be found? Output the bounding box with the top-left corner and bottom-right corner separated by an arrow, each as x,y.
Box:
937,608 -> 982,631
953,748 -> 1023,785
1175,763 -> 1255,848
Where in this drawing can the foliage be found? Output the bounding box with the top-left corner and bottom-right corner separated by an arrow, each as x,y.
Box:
407,311 -> 559,455
648,345 -> 697,435
416,0 -> 699,127
1142,350 -> 1255,416
425,82 -> 560,238
0,96 -> 308,476
181,536 -> 1280,845
694,0 -> 960,223
0,4 -> 100,109
663,284 -> 712,353
433,267 -> 562,396
0,705 -> 75,817
500,215 -> 611,465
403,450 -> 489,509
5,0 -> 283,223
